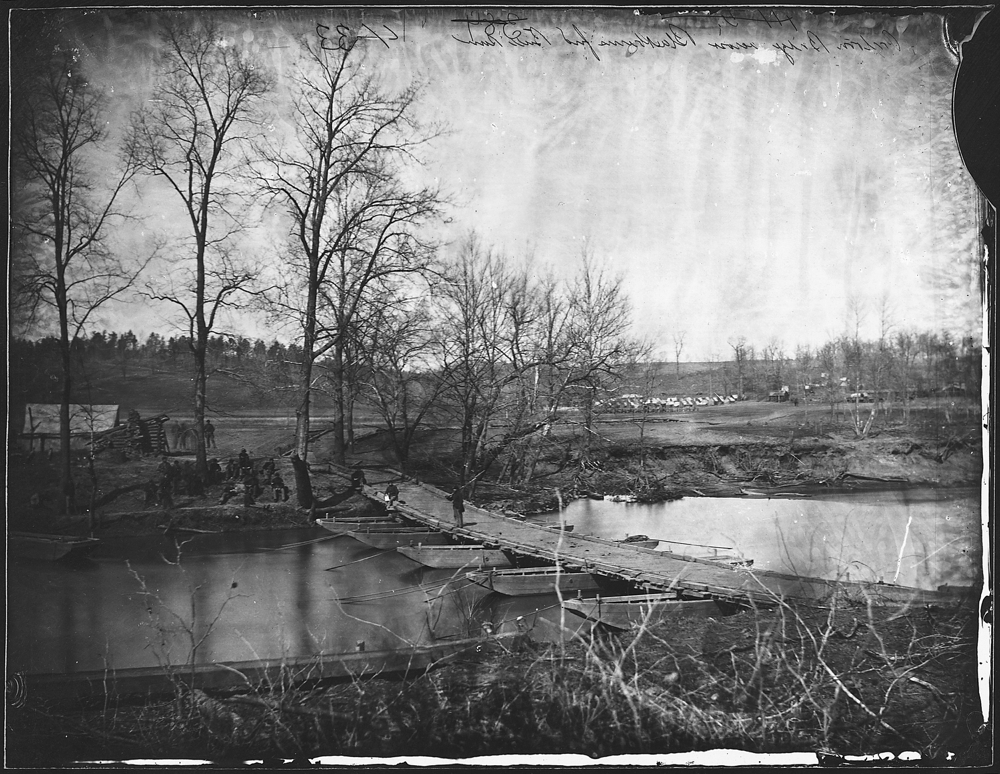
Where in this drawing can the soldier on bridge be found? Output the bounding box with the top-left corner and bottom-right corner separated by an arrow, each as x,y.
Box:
446,485 -> 465,528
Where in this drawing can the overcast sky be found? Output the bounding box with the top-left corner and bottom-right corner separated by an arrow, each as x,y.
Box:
13,7 -> 985,361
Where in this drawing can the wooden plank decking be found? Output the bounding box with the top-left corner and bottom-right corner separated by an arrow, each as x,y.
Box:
354,472 -> 968,610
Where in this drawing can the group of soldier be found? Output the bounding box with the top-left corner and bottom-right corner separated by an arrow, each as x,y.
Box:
168,419 -> 216,451
143,447 -> 288,509
218,450 -> 289,506
145,455 -> 223,508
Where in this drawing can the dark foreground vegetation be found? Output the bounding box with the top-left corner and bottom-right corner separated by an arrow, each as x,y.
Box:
6,591 -> 987,765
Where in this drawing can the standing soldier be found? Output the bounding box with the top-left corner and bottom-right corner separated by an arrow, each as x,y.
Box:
446,484 -> 465,528
238,448 -> 251,475
143,479 -> 158,508
159,476 -> 174,510
242,471 -> 256,507
271,472 -> 288,502
350,464 -> 367,492
157,455 -> 172,483
204,420 -> 216,449
384,481 -> 400,508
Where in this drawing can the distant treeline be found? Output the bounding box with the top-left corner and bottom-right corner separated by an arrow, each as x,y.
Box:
11,325 -> 981,410
638,330 -> 982,405
9,331 -> 305,405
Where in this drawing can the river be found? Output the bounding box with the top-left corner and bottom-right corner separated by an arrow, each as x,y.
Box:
7,488 -> 980,677
553,487 -> 981,591
6,529 -> 588,677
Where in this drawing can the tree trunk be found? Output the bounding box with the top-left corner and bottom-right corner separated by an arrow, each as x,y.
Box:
346,391 -> 355,453
88,450 -> 98,535
193,235 -> 209,477
59,335 -> 76,515
460,409 -> 475,485
330,342 -> 346,465
296,283 -> 318,460
521,416 -> 555,485
290,453 -> 313,508
296,358 -> 312,461
391,426 -> 408,476
580,392 -> 595,466
193,342 -> 208,476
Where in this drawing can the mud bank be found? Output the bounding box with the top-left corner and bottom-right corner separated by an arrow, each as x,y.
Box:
21,493 -> 383,539
473,431 -> 982,515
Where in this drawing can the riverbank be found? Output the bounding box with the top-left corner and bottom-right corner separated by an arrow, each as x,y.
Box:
7,399 -> 982,538
459,425 -> 982,516
6,455 -> 382,538
6,596 -> 988,765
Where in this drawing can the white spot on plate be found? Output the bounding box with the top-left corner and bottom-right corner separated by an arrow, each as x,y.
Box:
753,48 -> 778,65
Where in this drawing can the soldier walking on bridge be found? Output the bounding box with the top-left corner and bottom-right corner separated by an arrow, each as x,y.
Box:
350,464 -> 367,492
446,484 -> 465,528
384,481 -> 399,507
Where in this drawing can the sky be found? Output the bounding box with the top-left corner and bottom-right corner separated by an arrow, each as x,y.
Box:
10,6 -> 986,361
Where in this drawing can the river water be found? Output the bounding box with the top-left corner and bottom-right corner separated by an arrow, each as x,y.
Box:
8,489 -> 981,677
555,488 -> 981,591
6,529 -> 587,677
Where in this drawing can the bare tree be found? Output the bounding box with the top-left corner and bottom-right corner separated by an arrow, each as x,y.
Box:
11,36 -> 147,514
728,336 -> 751,398
763,337 -> 786,391
254,36 -> 442,464
434,236 -> 529,489
127,15 -> 273,475
815,340 -> 841,423
566,250 -> 645,468
631,359 -> 663,481
794,344 -> 813,417
841,294 -> 888,438
506,273 -> 575,485
355,294 -> 445,475
672,330 -> 686,388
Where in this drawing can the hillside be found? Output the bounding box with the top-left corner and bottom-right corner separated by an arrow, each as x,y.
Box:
8,366 -> 338,434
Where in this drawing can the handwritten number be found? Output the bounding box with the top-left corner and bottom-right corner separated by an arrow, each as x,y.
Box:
336,25 -> 354,52
318,22 -> 399,50
361,23 -> 399,49
316,23 -> 333,50
316,22 -> 357,51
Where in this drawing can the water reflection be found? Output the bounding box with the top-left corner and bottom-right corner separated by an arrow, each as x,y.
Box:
9,528 -> 595,679
9,489 -> 977,678
9,531 -> 446,676
559,488 -> 981,590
